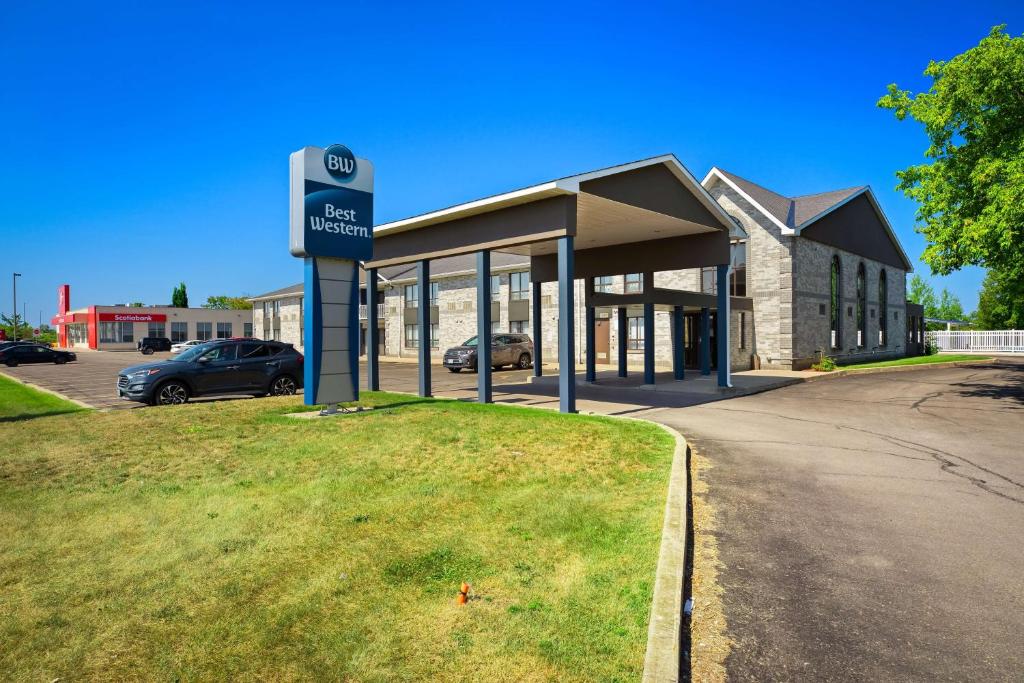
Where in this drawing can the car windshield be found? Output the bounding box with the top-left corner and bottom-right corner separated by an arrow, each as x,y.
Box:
462,336 -> 478,347
174,343 -> 215,362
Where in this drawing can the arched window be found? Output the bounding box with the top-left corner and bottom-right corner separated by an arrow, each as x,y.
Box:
878,269 -> 888,346
830,256 -> 841,348
856,263 -> 866,348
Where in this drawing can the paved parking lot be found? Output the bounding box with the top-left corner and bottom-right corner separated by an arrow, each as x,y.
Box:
0,350 -> 535,409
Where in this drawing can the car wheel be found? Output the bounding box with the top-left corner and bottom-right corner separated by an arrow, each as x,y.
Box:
270,375 -> 297,396
448,368 -> 461,373
492,365 -> 502,371
5,360 -> 18,367
142,347 -> 154,355
153,381 -> 189,406
54,357 -> 67,365
517,353 -> 531,369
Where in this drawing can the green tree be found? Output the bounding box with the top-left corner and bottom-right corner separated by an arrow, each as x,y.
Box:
128,301 -> 144,307
202,295 -> 251,310
936,288 -> 965,322
908,274 -> 937,313
974,269 -> 1024,329
1,313 -> 32,340
878,26 -> 1024,311
171,282 -> 189,308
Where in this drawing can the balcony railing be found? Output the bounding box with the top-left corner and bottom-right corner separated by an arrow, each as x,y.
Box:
359,303 -> 387,319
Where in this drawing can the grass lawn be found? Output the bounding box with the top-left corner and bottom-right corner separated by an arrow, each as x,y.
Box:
838,353 -> 991,370
0,373 -> 85,420
0,391 -> 674,682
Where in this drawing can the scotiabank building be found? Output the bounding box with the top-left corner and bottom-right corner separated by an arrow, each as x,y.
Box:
52,285 -> 252,350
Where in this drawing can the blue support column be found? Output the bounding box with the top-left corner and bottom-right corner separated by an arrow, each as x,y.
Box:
700,307 -> 711,376
617,306 -> 627,378
643,302 -> 655,385
717,264 -> 731,388
366,267 -> 380,391
672,305 -> 684,380
557,236 -> 576,413
585,303 -> 596,383
532,281 -> 543,377
417,259 -> 431,397
476,250 -> 492,403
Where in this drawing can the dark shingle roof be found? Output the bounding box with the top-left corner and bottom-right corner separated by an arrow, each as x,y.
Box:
716,169 -> 864,230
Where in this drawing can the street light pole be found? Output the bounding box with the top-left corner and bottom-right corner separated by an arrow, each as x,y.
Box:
12,273 -> 21,342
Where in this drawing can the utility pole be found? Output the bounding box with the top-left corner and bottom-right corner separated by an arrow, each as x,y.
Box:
12,272 -> 21,341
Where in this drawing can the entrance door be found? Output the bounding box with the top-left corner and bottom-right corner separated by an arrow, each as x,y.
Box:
595,320 -> 611,364
683,312 -> 718,369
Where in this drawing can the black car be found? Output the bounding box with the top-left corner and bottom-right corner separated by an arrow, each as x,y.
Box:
442,333 -> 533,372
0,343 -> 76,366
117,339 -> 304,406
137,337 -> 172,354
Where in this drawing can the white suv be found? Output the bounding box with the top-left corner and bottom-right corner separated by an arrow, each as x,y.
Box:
171,339 -> 205,354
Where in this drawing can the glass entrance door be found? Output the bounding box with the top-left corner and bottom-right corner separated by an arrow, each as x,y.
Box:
683,312 -> 717,369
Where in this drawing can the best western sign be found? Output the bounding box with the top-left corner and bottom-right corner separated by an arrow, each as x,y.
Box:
289,144 -> 374,409
289,145 -> 374,260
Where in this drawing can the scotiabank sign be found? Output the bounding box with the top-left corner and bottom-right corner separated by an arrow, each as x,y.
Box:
98,313 -> 167,322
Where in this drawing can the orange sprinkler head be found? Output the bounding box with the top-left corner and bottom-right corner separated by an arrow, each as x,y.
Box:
457,592 -> 468,605
461,582 -> 470,594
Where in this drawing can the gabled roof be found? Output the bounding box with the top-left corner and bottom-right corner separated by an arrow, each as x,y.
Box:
702,167 -> 912,270
374,154 -> 739,237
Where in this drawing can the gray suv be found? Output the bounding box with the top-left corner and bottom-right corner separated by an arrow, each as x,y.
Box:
443,333 -> 533,373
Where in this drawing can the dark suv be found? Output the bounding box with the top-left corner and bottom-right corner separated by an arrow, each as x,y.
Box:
118,339 -> 303,406
0,343 -> 76,366
442,333 -> 533,372
137,337 -> 172,354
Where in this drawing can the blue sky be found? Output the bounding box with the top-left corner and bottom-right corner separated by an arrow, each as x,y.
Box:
2,1 -> 1020,325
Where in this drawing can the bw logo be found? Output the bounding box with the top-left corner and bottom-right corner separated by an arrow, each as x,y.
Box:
324,144 -> 357,181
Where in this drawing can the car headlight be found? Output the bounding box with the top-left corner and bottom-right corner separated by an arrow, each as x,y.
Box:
130,369 -> 161,379
457,349 -> 472,357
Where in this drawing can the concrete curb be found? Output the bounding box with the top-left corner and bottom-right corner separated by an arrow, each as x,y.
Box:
639,421 -> 689,683
0,370 -> 95,410
796,357 -> 994,383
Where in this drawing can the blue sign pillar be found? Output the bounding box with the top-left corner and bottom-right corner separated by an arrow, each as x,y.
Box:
367,267 -> 380,391
531,281 -> 543,377
617,306 -> 628,378
289,144 -> 373,413
417,259 -> 431,397
717,264 -> 731,387
476,250 -> 492,404
557,236 -> 576,414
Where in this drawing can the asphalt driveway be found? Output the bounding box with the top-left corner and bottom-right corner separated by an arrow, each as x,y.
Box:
0,351 -> 534,409
657,359 -> 1024,681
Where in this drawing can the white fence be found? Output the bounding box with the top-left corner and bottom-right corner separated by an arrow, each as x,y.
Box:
931,330 -> 1024,354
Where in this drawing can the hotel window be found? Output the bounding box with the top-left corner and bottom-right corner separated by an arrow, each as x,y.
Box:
430,323 -> 439,348
99,322 -> 133,343
492,321 -> 501,334
272,300 -> 281,317
627,316 -> 644,350
430,282 -> 439,307
625,273 -> 643,293
217,322 -> 232,339
701,267 -> 717,295
404,284 -> 418,308
594,276 -> 613,293
196,322 -> 213,341
510,320 -> 528,334
856,262 -> 866,348
510,271 -> 530,300
730,242 -> 747,297
878,269 -> 888,347
148,322 -> 165,338
171,322 -> 188,342
491,275 -> 501,301
244,322 -> 253,338
404,323 -> 418,348
263,301 -> 270,317
830,256 -> 841,348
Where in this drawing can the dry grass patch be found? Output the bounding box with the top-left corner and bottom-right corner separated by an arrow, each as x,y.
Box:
688,446 -> 731,682
0,392 -> 674,681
